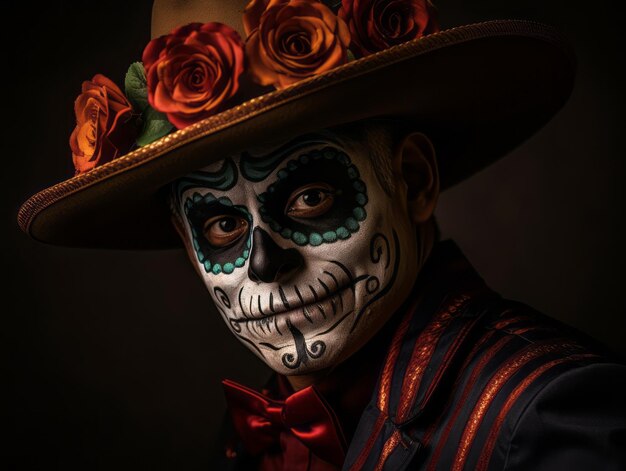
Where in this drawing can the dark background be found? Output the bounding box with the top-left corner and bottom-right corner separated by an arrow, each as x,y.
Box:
2,0 -> 624,469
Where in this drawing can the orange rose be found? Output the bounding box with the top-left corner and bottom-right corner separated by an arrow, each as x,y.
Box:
69,74 -> 137,175
242,0 -> 273,36
338,0 -> 439,57
142,22 -> 245,129
244,0 -> 351,89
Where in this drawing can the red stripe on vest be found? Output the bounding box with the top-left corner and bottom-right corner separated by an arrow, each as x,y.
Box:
475,353 -> 599,471
425,334 -> 517,471
348,296 -> 417,471
396,294 -> 471,422
450,340 -> 580,471
421,314 -> 529,451
374,430 -> 402,471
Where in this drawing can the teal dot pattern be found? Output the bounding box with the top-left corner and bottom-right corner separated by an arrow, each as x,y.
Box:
183,192 -> 252,275
257,147 -> 368,246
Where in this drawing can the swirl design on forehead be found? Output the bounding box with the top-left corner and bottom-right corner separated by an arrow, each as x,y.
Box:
171,157 -> 239,225
175,157 -> 238,199
240,133 -> 339,182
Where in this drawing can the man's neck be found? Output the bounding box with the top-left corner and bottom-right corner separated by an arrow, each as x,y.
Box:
287,370 -> 329,391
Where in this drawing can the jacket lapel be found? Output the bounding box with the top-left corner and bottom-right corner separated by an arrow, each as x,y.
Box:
343,241 -> 499,471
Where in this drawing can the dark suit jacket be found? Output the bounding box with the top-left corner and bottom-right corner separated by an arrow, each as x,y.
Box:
219,240 -> 626,470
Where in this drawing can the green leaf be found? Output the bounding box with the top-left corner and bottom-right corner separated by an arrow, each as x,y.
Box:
125,62 -> 149,112
126,62 -> 174,146
136,106 -> 174,147
347,49 -> 356,62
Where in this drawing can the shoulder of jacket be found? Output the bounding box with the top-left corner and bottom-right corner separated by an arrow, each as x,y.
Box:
499,361 -> 626,470
415,295 -> 619,471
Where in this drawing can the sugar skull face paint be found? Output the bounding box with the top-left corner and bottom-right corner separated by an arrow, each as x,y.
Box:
172,129 -> 422,375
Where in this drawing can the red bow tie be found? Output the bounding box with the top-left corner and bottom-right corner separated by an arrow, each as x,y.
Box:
222,379 -> 347,467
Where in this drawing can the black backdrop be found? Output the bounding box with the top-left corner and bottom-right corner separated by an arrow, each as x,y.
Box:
3,1 -> 625,469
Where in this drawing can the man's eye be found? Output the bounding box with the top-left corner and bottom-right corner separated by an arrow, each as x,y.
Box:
203,215 -> 249,247
285,183 -> 335,218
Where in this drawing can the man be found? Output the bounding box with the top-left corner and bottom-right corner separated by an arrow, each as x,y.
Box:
170,117 -> 626,470
18,0 -> 626,469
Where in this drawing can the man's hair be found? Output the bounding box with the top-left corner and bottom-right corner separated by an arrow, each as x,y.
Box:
328,116 -> 415,196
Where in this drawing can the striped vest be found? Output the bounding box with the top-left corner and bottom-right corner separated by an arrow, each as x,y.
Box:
342,242 -> 609,471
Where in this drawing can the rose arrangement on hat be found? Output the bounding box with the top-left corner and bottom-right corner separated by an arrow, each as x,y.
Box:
69,0 -> 438,175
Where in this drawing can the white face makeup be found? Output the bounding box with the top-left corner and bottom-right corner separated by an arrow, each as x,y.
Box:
172,130 -> 420,375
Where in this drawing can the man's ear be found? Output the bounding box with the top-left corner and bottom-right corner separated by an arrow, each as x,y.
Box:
392,131 -> 440,224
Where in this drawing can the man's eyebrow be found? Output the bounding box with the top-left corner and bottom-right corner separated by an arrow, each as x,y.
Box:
240,131 -> 346,182
175,157 -> 239,197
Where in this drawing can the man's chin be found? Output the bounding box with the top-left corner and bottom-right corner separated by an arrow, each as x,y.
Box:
238,314 -> 360,376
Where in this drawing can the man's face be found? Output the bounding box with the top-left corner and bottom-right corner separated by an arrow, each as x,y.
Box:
173,127 -> 421,375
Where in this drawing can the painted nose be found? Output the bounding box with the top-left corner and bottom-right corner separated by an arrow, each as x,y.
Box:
248,227 -> 304,283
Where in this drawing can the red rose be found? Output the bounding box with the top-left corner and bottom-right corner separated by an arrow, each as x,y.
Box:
142,22 -> 245,129
338,0 -> 439,57
244,0 -> 351,89
69,74 -> 137,175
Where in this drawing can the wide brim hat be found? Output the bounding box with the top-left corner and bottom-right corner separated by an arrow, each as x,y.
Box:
17,0 -> 575,249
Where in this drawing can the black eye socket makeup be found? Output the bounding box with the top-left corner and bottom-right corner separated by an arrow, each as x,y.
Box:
257,146 -> 369,247
183,193 -> 252,275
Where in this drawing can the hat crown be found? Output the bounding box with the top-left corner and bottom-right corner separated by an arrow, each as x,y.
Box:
151,0 -> 250,38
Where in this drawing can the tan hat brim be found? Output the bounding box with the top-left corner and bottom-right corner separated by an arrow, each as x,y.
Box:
18,20 -> 575,249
